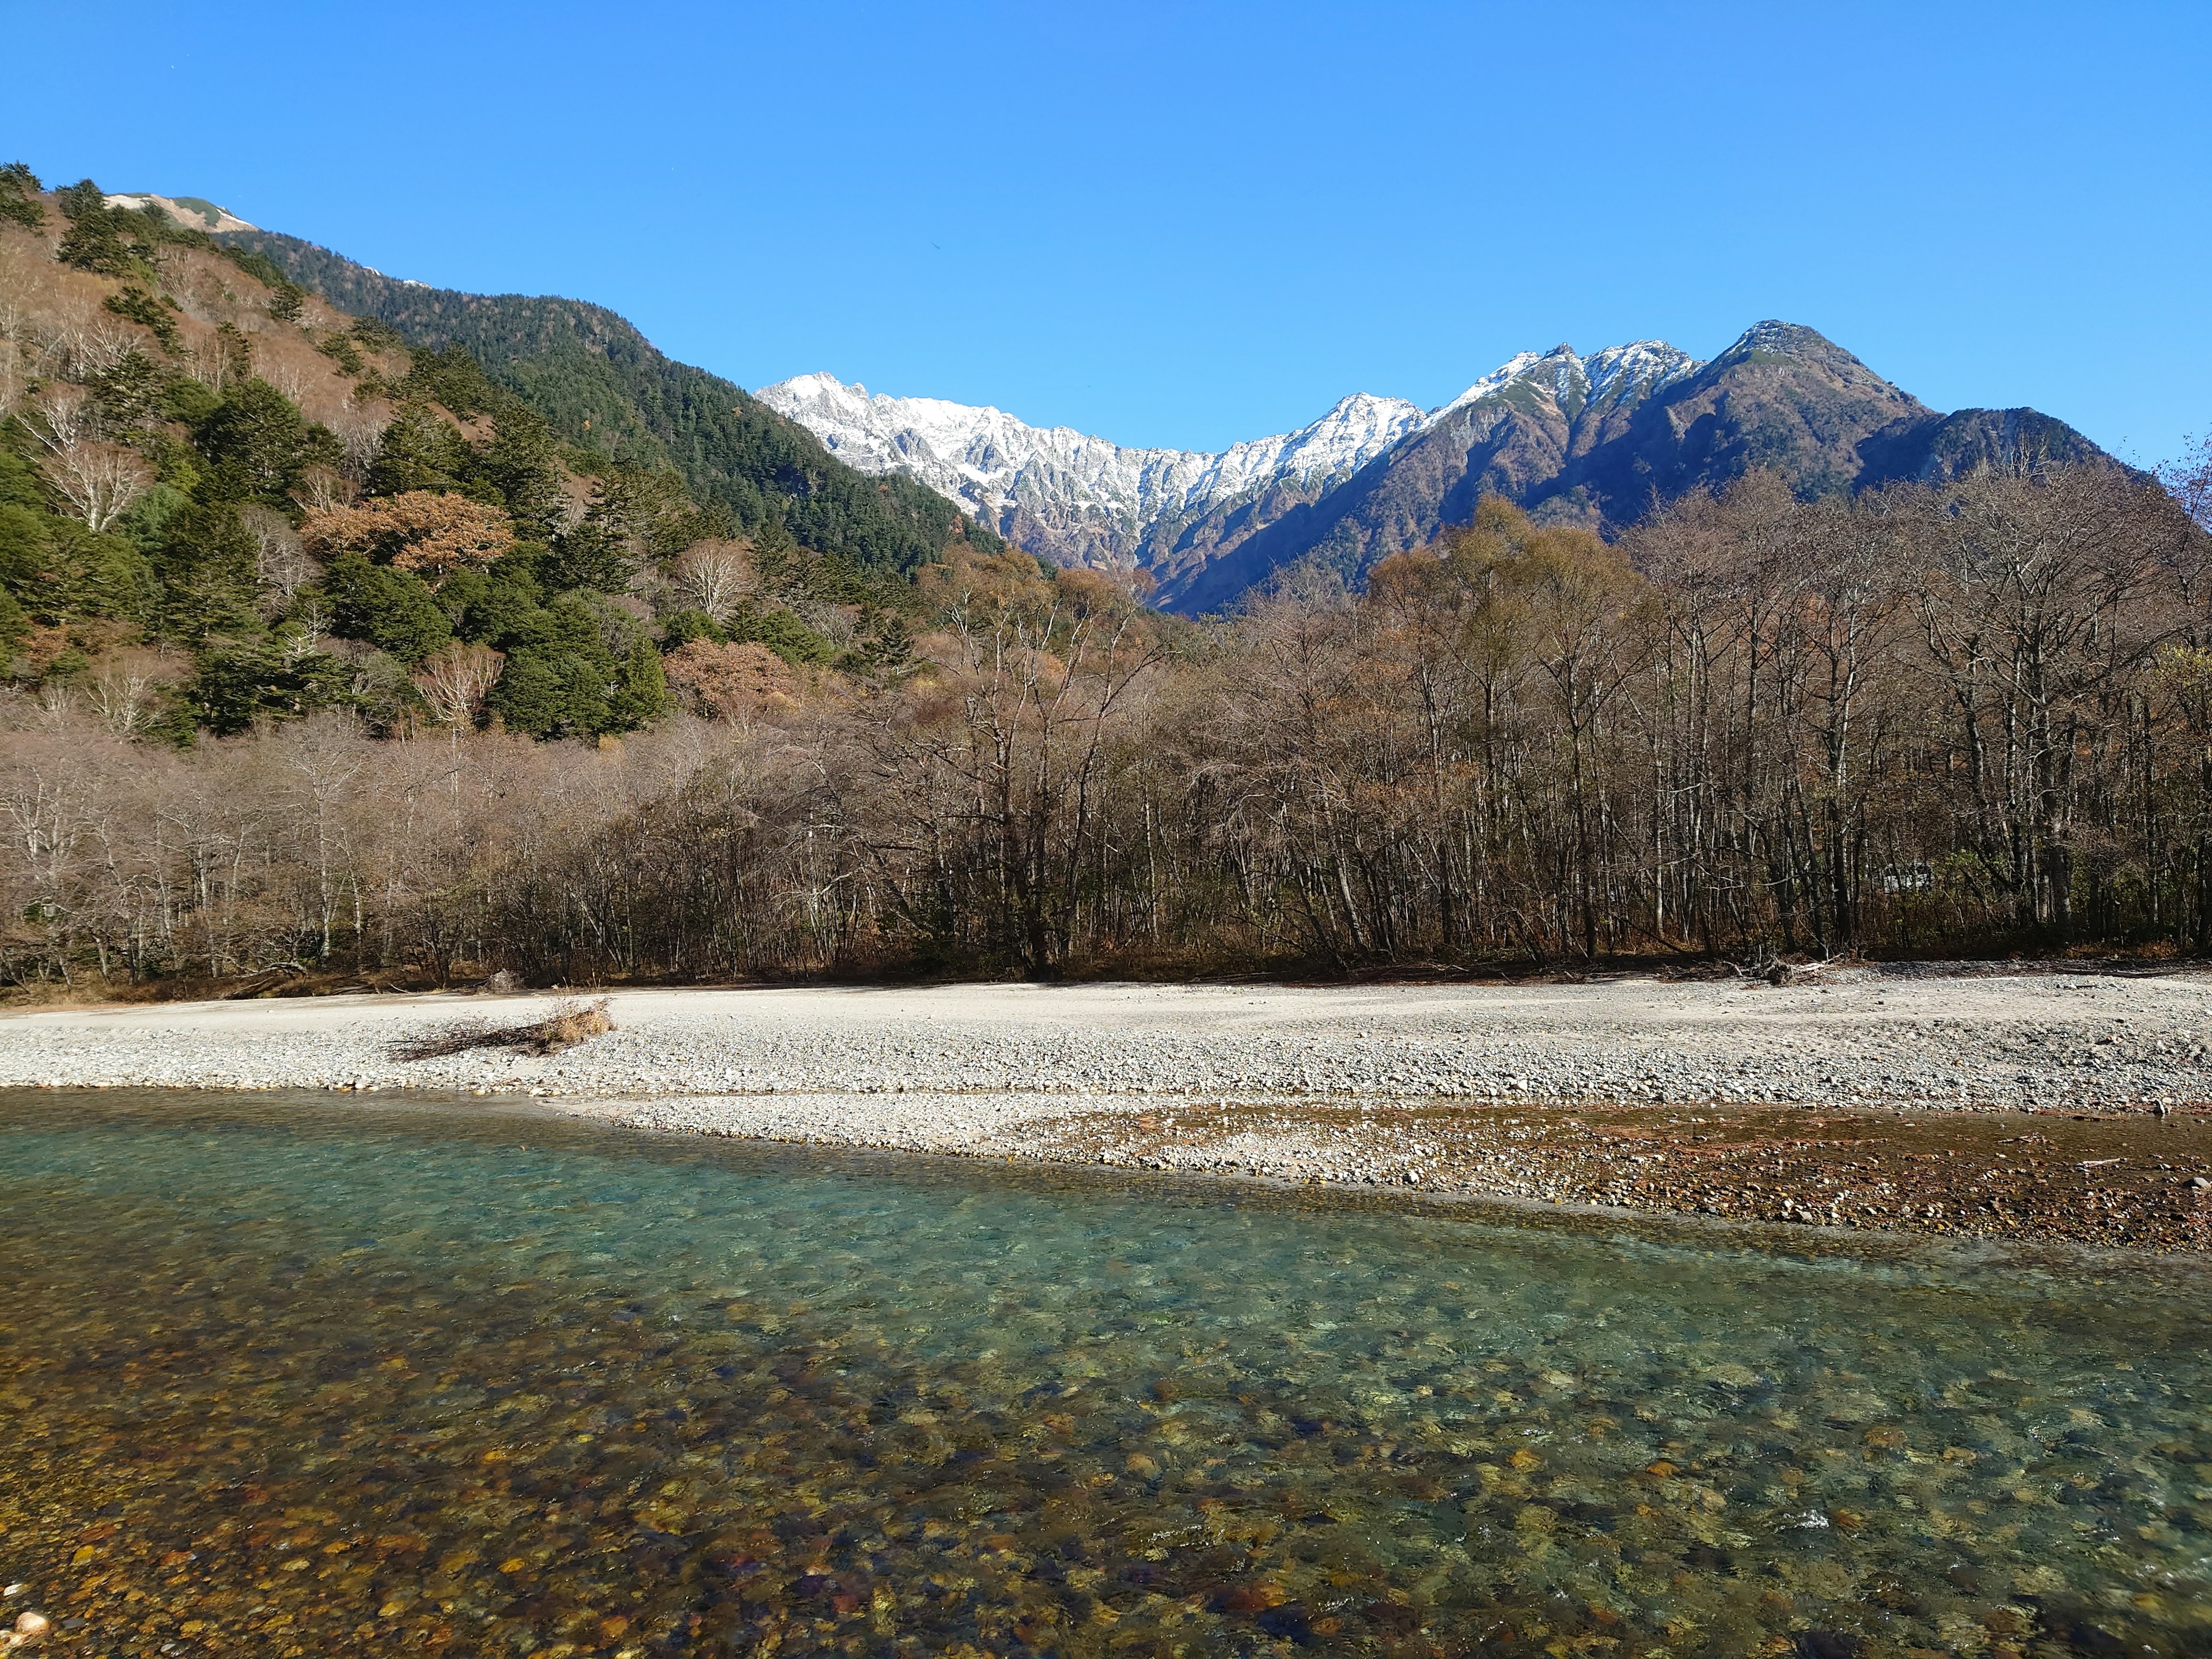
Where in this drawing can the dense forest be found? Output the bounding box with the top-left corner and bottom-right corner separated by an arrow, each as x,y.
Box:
2,164 -> 2210,992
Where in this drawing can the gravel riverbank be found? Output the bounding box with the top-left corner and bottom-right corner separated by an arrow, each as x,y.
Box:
5,967 -> 2211,1248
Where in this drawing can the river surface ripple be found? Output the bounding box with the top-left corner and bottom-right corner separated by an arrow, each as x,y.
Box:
2,1089 -> 2207,1658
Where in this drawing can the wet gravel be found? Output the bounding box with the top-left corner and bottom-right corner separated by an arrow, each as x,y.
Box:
1000,1099 -> 2212,1253
5,968 -> 2210,1250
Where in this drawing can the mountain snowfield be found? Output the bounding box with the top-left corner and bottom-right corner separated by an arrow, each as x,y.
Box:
1423,339 -> 1702,425
757,340 -> 1699,569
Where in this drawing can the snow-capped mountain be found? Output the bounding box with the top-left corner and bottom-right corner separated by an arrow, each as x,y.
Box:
762,327 -> 2111,614
757,373 -> 1429,569
1423,340 -> 1699,425
759,340 -> 1704,575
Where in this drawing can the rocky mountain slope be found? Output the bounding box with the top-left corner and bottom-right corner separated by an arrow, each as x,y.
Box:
767,324 -> 2114,612
757,374 -> 1426,573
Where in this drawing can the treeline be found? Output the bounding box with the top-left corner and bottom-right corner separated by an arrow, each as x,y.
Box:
5,450 -> 2211,990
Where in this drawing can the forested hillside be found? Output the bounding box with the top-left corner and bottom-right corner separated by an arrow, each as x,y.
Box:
4,162 -> 2212,993
0,166 -> 987,744
218,226 -> 995,577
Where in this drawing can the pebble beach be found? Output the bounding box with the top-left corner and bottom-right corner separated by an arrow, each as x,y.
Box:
5,966 -> 2211,1249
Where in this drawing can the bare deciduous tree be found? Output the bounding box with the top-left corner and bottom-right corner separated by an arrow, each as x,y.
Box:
87,651 -> 174,741
0,298 -> 26,418
671,540 -> 754,622
413,643 -> 507,730
241,506 -> 317,608
332,407 -> 391,482
290,463 -> 356,515
25,386 -> 151,533
2162,434 -> 2211,535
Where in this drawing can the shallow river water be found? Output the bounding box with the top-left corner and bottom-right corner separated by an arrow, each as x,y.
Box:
2,1090 -> 2208,1658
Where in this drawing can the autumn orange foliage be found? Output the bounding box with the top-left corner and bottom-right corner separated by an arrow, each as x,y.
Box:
300,491 -> 515,584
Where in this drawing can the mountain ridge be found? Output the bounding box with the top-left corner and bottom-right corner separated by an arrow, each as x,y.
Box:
215,208 -> 2118,615
104,191 -> 257,233
216,228 -> 998,578
757,373 -> 1430,574
764,324 -> 2116,612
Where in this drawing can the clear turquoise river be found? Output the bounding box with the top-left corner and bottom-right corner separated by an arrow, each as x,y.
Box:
2,1090 -> 2207,1657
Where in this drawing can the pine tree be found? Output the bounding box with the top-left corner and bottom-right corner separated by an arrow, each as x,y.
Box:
0,162 -> 44,230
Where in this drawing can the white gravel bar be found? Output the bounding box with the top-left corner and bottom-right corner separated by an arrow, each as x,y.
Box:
2,971 -> 2209,1150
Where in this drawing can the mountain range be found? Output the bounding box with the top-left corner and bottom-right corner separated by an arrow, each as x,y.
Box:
213,226 -> 997,579
204,203 -> 2111,616
762,325 -> 2112,612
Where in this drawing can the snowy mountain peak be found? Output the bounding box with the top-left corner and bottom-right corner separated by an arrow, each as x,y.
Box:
756,373 -> 1423,569
1582,340 -> 1703,404
757,336 -> 1706,575
1428,351 -> 1549,421
1426,340 -> 1702,425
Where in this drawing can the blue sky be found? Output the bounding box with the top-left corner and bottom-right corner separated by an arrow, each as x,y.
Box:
7,1 -> 2208,463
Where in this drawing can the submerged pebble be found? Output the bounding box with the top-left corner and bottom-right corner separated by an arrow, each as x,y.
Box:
1,1090 -> 2209,1655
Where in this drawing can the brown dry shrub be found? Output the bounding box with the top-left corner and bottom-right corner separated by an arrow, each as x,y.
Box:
664,639 -> 802,724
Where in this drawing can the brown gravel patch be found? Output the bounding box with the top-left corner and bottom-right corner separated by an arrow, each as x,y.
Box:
1024,1099 -> 2212,1252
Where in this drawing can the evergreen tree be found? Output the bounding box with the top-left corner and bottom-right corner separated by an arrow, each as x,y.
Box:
540,520 -> 632,593
483,649 -> 576,737
0,162 -> 45,231
211,323 -> 253,387
724,599 -> 833,665
472,407 -> 566,540
90,349 -> 168,432
0,584 -> 28,668
152,503 -> 262,640
195,380 -> 308,502
54,181 -> 147,276
53,179 -> 105,219
607,635 -> 672,727
185,635 -> 351,735
322,554 -> 453,662
0,503 -> 159,626
102,286 -> 180,349
0,446 -> 46,510
449,549 -> 548,646
158,376 -> 223,430
367,403 -> 469,496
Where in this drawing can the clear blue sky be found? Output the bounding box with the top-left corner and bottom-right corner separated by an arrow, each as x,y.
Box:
7,1 -> 2208,463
